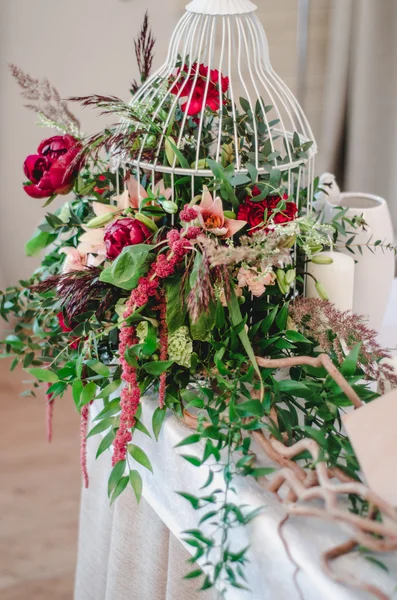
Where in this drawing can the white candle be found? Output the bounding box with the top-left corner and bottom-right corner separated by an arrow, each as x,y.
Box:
306,251 -> 355,312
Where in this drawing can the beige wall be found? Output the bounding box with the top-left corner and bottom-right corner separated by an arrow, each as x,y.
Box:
0,0 -> 330,287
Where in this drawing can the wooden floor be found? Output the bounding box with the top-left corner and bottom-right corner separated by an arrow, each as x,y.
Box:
0,361 -> 81,599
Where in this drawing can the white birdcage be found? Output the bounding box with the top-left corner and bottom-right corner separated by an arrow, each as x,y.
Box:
117,0 -> 317,210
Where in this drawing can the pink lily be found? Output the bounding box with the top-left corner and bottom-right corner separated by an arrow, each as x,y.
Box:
119,175 -> 172,210
195,187 -> 247,238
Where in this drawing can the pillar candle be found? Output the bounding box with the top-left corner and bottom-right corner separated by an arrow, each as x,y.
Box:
306,251 -> 355,312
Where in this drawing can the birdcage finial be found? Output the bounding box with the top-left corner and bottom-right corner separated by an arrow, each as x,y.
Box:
186,0 -> 257,16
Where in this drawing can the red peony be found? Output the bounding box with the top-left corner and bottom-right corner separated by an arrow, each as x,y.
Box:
237,187 -> 297,234
104,218 -> 151,260
23,135 -> 81,199
170,63 -> 229,116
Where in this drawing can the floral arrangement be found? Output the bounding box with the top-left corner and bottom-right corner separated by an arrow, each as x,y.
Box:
2,14 -> 397,599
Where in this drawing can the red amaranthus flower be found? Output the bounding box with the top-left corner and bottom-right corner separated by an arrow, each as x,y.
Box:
170,63 -> 229,116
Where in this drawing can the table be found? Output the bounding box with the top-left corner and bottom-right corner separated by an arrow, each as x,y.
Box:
75,282 -> 397,600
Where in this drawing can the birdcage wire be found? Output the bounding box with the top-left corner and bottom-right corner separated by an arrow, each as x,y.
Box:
114,0 -> 317,209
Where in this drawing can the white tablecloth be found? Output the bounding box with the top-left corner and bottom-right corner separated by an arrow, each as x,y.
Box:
76,282 -> 397,600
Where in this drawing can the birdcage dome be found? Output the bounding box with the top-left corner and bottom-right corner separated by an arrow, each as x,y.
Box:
117,0 -> 317,204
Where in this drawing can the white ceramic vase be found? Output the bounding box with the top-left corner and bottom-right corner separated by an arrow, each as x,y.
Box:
324,192 -> 395,331
306,250 -> 355,312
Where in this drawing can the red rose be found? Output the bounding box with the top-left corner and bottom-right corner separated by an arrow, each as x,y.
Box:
23,135 -> 81,199
237,189 -> 297,234
104,218 -> 151,260
170,63 -> 229,116
57,312 -> 79,350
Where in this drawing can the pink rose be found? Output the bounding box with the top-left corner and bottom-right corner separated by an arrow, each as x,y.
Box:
104,218 -> 151,259
23,135 -> 81,199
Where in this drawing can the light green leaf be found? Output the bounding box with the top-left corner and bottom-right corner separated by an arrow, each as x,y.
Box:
128,444 -> 153,472
87,418 -> 113,438
25,230 -> 54,257
129,470 -> 143,504
341,343 -> 362,377
26,368 -> 59,384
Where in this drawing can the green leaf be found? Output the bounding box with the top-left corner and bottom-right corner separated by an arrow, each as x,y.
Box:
96,429 -> 116,458
80,381 -> 97,407
129,470 -> 143,503
94,398 -> 121,421
87,418 -> 113,438
181,454 -> 202,467
25,230 -> 54,256
177,492 -> 200,509
227,287 -> 264,399
108,460 -> 126,498
128,444 -> 153,472
190,305 -> 216,341
166,139 -> 190,169
100,245 -> 153,291
184,569 -> 202,580
111,244 -> 154,287
341,343 -> 362,376
304,426 -> 327,448
26,368 -> 59,383
96,379 -> 121,399
240,97 -> 252,113
110,475 -> 129,505
86,361 -> 111,377
175,434 -> 201,448
152,407 -> 167,441
261,306 -> 278,334
134,419 -> 151,438
236,400 -> 265,417
142,360 -> 174,376
285,330 -> 311,344
229,174 -> 251,187
277,379 -> 311,398
72,379 -> 84,408
275,303 -> 289,330
165,277 -> 186,334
